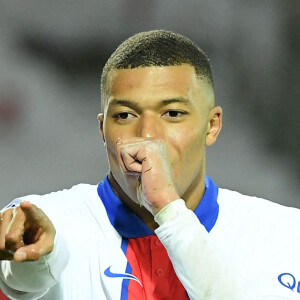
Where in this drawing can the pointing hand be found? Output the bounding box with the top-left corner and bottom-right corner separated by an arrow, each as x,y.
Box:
0,201 -> 55,262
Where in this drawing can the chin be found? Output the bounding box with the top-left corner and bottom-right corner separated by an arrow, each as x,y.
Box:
113,170 -> 138,198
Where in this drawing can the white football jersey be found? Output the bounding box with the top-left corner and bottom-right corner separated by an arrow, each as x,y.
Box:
0,176 -> 299,300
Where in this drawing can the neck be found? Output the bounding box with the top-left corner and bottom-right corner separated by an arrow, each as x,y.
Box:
108,173 -> 159,231
181,166 -> 206,212
107,168 -> 206,232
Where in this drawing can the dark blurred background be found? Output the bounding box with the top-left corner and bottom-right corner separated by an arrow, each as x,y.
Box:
0,0 -> 299,208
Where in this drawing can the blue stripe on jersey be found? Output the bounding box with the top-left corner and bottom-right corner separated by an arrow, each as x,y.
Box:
97,175 -> 219,236
194,176 -> 219,232
121,237 -> 129,255
120,238 -> 131,300
97,178 -> 154,238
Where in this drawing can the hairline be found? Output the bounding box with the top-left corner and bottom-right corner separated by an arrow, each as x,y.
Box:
101,63 -> 214,113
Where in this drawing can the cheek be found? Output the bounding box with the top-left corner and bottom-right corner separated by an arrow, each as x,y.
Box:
172,126 -> 206,183
103,127 -> 123,173
168,123 -> 207,160
104,128 -> 118,159
167,123 -> 207,189
104,122 -> 132,158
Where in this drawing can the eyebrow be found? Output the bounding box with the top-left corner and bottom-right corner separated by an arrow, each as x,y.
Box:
110,97 -> 190,112
160,97 -> 189,106
110,99 -> 140,111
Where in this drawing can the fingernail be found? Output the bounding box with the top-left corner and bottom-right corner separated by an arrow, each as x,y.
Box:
15,251 -> 27,261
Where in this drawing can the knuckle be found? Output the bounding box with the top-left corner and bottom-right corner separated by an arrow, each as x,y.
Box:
120,146 -> 126,155
5,232 -> 21,243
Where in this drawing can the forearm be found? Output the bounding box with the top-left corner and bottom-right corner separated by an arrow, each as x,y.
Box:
154,200 -> 255,300
0,231 -> 68,300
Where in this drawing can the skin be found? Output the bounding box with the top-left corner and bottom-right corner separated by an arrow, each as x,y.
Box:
0,201 -> 55,262
98,64 -> 222,230
0,63 -> 222,262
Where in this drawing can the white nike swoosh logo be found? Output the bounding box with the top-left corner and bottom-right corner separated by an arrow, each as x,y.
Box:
104,266 -> 143,287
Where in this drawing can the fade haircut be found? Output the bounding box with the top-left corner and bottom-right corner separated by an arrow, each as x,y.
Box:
101,30 -> 214,111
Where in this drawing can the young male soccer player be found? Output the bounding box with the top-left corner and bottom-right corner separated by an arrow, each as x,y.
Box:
0,30 -> 299,300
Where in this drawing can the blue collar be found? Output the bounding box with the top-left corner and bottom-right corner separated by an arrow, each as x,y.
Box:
97,175 -> 219,238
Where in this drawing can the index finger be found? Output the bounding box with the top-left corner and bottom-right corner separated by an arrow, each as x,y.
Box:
20,202 -> 55,245
20,202 -> 45,226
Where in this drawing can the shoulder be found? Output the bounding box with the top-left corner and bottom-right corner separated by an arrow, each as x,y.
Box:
213,188 -> 300,268
218,188 -> 299,217
218,189 -> 300,239
5,183 -> 98,208
215,188 -> 300,238
3,183 -> 103,226
206,187 -> 300,291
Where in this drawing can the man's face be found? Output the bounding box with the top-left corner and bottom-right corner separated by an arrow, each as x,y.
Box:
99,64 -> 221,202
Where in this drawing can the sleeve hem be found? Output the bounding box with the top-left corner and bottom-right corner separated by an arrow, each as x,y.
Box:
154,199 -> 187,226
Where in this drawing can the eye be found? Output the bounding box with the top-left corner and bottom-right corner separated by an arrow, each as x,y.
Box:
163,110 -> 187,121
167,111 -> 182,118
118,112 -> 132,119
113,112 -> 136,122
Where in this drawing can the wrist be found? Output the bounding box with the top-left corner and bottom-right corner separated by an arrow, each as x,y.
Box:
151,189 -> 181,215
154,199 -> 187,225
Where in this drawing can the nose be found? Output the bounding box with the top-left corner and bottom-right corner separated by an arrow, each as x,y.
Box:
138,112 -> 160,138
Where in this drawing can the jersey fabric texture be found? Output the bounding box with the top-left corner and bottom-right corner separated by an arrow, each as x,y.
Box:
0,176 -> 299,300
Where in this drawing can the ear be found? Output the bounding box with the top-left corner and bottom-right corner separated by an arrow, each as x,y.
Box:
97,113 -> 105,143
206,106 -> 223,146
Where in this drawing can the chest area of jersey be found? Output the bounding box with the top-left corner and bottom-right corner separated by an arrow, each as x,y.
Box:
105,235 -> 188,300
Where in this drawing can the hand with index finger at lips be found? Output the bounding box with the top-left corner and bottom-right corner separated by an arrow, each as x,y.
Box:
116,137 -> 180,215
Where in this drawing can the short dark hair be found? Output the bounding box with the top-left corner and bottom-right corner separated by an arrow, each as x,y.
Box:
101,30 -> 213,110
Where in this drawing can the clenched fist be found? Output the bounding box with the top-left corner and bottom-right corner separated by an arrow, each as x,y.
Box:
116,138 -> 180,215
0,201 -> 55,262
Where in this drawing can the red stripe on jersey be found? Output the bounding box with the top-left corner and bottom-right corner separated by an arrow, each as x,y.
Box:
0,289 -> 9,300
126,235 -> 188,300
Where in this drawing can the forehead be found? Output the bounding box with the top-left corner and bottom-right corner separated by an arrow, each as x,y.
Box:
106,64 -> 199,99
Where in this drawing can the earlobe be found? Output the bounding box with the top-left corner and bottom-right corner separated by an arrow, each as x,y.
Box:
205,106 -> 223,146
97,113 -> 105,143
